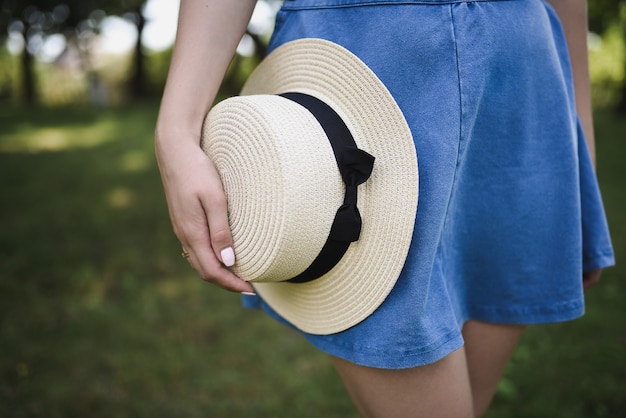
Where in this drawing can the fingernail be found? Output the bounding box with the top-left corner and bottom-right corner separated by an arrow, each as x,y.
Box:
221,247 -> 235,267
241,291 -> 256,296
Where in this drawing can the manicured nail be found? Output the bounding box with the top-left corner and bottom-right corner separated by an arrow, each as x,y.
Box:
221,247 -> 235,267
241,291 -> 256,296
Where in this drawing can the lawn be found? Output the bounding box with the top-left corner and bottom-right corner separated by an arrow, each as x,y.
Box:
0,103 -> 623,417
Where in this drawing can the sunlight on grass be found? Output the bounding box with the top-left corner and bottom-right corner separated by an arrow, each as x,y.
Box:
120,150 -> 151,172
155,276 -> 190,299
107,186 -> 135,209
23,128 -> 68,151
0,118 -> 121,153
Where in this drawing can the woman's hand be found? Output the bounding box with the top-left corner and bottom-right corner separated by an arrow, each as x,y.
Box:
156,134 -> 255,294
153,0 -> 257,293
582,268 -> 602,291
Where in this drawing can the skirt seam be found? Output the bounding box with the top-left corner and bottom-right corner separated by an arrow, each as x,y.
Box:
281,0 -> 521,11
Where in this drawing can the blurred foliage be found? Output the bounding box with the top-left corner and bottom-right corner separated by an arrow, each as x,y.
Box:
0,0 -> 625,110
588,0 -> 626,33
590,25 -> 626,108
0,36 -> 266,106
0,0 -> 149,104
588,0 -> 626,111
0,0 -> 272,105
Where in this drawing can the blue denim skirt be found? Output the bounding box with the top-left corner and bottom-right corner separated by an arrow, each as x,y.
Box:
243,0 -> 615,369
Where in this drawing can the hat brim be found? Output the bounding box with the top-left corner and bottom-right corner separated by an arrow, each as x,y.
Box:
237,39 -> 418,335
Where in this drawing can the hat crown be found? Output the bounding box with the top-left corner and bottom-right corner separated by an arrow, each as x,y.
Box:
203,95 -> 345,282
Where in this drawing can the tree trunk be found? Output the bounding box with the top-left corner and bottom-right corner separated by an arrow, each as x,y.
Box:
618,81 -> 626,114
617,25 -> 626,114
21,32 -> 36,105
130,8 -> 146,100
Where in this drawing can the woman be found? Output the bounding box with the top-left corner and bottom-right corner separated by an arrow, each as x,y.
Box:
155,0 -> 615,416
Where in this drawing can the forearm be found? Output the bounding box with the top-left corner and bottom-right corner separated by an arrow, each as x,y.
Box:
156,0 -> 257,147
546,0 -> 595,165
152,1 -> 257,294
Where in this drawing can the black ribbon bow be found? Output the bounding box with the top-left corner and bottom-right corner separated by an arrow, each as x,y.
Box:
329,147 -> 375,242
279,93 -> 375,284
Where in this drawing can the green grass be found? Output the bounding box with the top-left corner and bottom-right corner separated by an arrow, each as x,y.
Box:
0,103 -> 624,417
0,103 -> 354,417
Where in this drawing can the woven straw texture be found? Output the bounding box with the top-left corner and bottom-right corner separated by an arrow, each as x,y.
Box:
202,39 -> 418,335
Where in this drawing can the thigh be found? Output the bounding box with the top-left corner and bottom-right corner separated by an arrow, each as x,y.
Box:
462,320 -> 527,417
331,348 -> 474,418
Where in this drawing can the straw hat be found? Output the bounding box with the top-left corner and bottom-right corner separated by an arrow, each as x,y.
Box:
201,39 -> 418,335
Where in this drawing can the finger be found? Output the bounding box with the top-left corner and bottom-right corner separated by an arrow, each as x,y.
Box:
176,202 -> 253,294
183,235 -> 255,294
200,172 -> 236,268
582,268 -> 602,291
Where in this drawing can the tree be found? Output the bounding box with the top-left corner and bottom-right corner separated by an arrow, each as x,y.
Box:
0,0 -> 69,103
589,0 -> 624,33
0,0 -> 145,104
94,0 -> 148,99
588,0 -> 626,113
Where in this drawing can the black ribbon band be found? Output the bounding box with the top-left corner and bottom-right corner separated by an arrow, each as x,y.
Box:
279,92 -> 375,284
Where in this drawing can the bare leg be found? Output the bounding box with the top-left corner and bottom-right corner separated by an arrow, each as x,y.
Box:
332,321 -> 525,417
461,320 -> 526,417
331,348 -> 474,418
